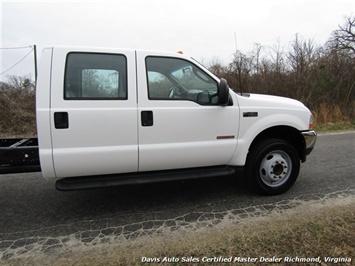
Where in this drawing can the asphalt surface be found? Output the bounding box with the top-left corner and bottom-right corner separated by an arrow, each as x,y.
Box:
0,132 -> 354,260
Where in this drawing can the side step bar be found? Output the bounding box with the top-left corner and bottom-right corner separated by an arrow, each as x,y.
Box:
56,166 -> 236,191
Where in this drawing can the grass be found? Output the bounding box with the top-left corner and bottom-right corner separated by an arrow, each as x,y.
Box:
97,202 -> 355,266
312,103 -> 354,132
6,197 -> 354,266
0,89 -> 36,138
314,121 -> 355,133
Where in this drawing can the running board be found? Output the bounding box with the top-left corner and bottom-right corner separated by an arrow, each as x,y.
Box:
55,166 -> 236,191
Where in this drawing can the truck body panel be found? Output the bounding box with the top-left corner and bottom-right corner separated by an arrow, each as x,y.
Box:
228,93 -> 312,166
36,47 -> 55,178
1,45 -> 316,195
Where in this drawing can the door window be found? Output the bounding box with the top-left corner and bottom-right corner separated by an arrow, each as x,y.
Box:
146,57 -> 219,105
64,53 -> 127,100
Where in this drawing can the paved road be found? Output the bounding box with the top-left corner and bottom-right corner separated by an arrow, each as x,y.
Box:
0,132 -> 354,260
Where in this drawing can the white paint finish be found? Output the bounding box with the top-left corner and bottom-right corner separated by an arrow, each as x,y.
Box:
136,50 -> 239,172
139,140 -> 237,171
52,145 -> 138,178
36,47 -> 55,178
228,93 -> 312,166
48,46 -> 138,178
36,46 -> 314,180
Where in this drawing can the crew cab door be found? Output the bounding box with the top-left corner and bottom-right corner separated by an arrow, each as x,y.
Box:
50,47 -> 138,178
136,51 -> 239,172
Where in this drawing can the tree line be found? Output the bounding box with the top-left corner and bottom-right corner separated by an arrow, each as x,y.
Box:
208,16 -> 354,123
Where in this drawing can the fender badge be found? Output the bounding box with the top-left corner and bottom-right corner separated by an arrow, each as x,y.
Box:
243,112 -> 258,117
217,135 -> 235,139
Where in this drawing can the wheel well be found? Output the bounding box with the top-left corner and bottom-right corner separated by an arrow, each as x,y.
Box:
249,126 -> 306,162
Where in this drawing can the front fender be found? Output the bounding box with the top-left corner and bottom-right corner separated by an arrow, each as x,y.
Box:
228,111 -> 310,167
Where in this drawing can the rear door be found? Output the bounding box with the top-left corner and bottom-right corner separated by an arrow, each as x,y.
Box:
50,47 -> 138,178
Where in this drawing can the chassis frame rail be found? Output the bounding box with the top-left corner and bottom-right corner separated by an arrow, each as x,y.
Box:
0,138 -> 41,174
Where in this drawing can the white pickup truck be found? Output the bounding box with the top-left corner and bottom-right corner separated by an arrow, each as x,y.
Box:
0,46 -> 316,195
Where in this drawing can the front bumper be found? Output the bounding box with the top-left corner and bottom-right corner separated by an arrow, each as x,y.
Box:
302,130 -> 317,156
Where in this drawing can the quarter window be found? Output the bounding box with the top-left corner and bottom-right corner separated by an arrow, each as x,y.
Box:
65,53 -> 127,100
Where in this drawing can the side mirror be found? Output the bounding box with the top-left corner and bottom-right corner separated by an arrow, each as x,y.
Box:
218,78 -> 229,106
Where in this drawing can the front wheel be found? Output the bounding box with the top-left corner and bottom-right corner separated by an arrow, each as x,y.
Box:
245,139 -> 300,195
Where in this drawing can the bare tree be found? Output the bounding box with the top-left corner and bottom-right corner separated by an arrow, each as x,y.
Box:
330,16 -> 355,54
288,34 -> 319,77
5,75 -> 34,90
269,39 -> 285,74
229,50 -> 253,93
207,56 -> 227,78
252,43 -> 263,74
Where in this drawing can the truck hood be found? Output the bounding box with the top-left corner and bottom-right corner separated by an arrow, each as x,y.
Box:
236,93 -> 307,110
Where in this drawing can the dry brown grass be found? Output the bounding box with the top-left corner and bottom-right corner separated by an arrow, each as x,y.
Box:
0,89 -> 36,137
312,103 -> 354,132
313,103 -> 348,125
104,201 -> 355,266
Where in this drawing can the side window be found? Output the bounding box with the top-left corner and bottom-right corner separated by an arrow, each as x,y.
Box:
146,57 -> 219,105
64,53 -> 127,100
147,71 -> 174,98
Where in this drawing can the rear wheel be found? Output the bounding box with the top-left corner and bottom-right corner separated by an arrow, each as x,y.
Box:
245,139 -> 300,195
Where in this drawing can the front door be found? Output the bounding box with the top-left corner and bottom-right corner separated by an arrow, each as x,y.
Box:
136,51 -> 239,172
50,47 -> 138,178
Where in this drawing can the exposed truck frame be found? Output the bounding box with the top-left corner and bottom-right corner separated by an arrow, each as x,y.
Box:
0,138 -> 40,174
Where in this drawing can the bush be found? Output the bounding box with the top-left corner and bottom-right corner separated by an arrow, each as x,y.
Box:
0,76 -> 36,137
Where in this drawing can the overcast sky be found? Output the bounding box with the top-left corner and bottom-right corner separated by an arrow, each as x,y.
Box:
1,0 -> 354,82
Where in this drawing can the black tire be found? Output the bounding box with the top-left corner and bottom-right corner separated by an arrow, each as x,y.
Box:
245,138 -> 300,195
